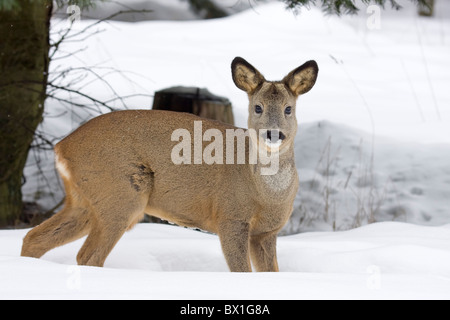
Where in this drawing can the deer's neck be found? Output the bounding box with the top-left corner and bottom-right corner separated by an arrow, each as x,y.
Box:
250,144 -> 298,202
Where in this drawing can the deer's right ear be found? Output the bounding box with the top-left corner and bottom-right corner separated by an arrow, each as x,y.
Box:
231,57 -> 265,94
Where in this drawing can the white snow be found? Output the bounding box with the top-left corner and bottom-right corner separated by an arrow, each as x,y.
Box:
2,222 -> 450,299
4,0 -> 450,299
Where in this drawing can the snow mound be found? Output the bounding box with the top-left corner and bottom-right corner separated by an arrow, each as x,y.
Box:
287,121 -> 450,233
1,222 -> 450,299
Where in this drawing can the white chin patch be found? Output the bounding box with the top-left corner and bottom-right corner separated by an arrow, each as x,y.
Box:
264,139 -> 282,149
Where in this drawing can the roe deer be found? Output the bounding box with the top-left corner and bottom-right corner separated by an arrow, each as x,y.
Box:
21,57 -> 318,271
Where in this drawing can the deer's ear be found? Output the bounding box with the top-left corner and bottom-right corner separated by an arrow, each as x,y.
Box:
282,60 -> 318,97
231,57 -> 265,94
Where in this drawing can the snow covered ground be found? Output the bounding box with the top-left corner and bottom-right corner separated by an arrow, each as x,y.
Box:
2,222 -> 450,299
2,0 -> 450,299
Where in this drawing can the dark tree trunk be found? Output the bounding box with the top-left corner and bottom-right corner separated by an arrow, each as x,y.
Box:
187,0 -> 228,19
418,0 -> 434,16
0,0 -> 52,227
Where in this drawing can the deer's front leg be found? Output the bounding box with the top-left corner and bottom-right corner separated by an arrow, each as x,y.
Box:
218,220 -> 252,272
249,231 -> 279,272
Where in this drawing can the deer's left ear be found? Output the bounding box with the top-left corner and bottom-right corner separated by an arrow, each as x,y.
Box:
282,60 -> 318,97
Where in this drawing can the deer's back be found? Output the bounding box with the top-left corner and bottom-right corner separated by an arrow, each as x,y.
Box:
55,110 -> 256,232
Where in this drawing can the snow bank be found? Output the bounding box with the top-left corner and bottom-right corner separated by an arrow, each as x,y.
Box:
287,120 -> 450,233
55,0 -> 255,22
1,222 -> 450,299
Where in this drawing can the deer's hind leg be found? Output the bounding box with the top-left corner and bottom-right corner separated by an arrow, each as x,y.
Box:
76,165 -> 154,267
21,179 -> 91,258
75,192 -> 149,267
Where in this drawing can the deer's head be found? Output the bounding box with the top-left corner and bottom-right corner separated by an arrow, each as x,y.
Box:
232,57 -> 318,153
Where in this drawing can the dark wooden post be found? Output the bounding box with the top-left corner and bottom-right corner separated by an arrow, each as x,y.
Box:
152,86 -> 234,125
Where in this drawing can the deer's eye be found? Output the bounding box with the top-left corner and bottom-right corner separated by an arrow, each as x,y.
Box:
285,106 -> 292,115
255,105 -> 263,114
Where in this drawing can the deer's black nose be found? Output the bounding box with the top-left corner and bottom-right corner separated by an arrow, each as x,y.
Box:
266,130 -> 286,142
